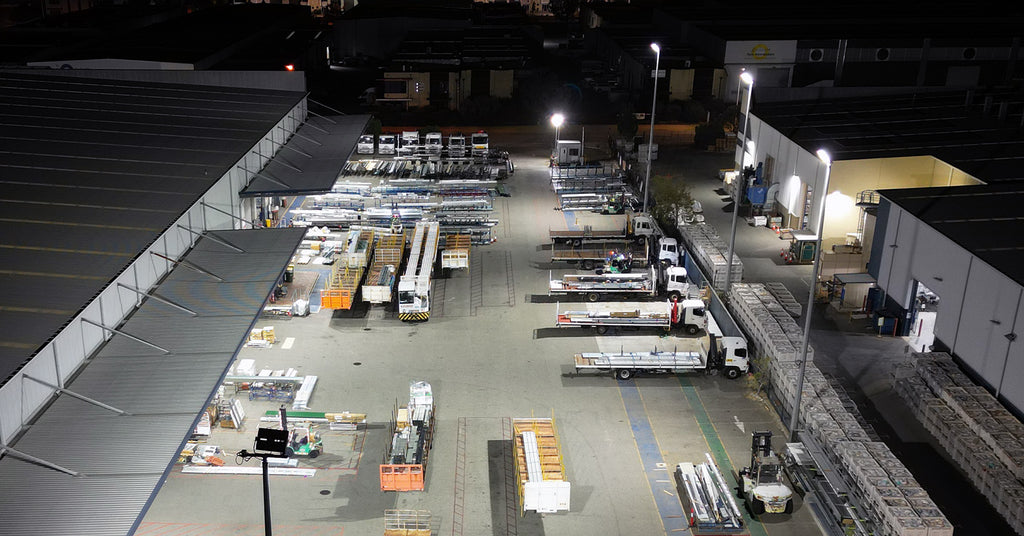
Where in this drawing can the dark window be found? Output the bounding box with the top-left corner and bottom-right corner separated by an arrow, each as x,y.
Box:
876,48 -> 890,61
963,47 -> 977,60
384,79 -> 407,94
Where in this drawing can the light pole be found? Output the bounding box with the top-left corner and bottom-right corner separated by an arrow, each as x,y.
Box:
550,112 -> 564,147
788,148 -> 833,441
723,71 -> 754,296
642,42 -> 661,214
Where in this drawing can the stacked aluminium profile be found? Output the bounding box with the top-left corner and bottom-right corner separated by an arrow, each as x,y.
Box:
895,353 -> 1024,534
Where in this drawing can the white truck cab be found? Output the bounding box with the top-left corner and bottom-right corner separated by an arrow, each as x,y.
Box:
658,237 -> 681,265
673,298 -> 707,334
357,134 -> 375,155
424,132 -> 443,154
661,265 -> 689,300
448,134 -> 466,157
718,336 -> 750,375
378,134 -> 396,155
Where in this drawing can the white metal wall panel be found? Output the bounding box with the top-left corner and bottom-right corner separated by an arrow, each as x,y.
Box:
998,298 -> 1024,410
202,180 -> 237,231
955,260 -> 1018,379
882,208 -> 917,308
53,322 -> 86,385
18,351 -> 58,412
0,382 -> 20,443
99,288 -> 125,332
79,301 -> 108,358
134,249 -> 161,291
910,225 -> 972,342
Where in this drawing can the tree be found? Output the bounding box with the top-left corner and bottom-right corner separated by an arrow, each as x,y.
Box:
617,108 -> 638,140
649,174 -> 694,229
366,117 -> 383,136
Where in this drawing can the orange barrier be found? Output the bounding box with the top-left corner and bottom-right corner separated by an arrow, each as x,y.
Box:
380,464 -> 424,491
320,288 -> 355,309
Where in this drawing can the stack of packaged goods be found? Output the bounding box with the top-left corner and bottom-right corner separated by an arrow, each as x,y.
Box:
678,223 -> 742,290
729,282 -> 951,535
895,353 -> 1024,534
729,283 -> 812,363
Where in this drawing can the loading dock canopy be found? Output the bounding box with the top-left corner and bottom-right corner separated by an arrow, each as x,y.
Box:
0,228 -> 305,536
240,114 -> 370,197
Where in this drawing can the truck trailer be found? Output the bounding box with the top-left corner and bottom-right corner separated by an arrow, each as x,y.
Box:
550,238 -> 648,271
555,299 -> 707,334
549,212 -> 680,266
398,221 -> 440,321
548,265 -> 690,302
572,335 -> 749,380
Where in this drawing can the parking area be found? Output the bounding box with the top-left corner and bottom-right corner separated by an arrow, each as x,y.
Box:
139,140 -> 827,536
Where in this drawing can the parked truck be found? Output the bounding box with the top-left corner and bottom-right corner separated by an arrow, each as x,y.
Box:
447,134 -> 466,158
471,131 -> 489,156
398,131 -> 420,157
398,221 -> 440,321
362,234 -> 405,304
572,334 -> 749,380
378,134 -> 397,155
549,212 -> 680,266
551,238 -> 648,271
424,132 -> 443,155
555,298 -> 707,334
548,265 -> 691,302
357,134 -> 376,155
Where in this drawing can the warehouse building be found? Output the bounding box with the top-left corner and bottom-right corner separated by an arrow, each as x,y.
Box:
0,71 -> 366,534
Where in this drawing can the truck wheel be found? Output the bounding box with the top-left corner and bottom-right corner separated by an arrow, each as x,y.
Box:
616,369 -> 634,380
587,292 -> 600,302
572,239 -> 582,247
751,498 -> 765,515
724,367 -> 740,380
784,499 -> 794,514
582,260 -> 595,270
667,291 -> 681,301
596,326 -> 609,335
686,325 -> 698,335
285,447 -> 295,457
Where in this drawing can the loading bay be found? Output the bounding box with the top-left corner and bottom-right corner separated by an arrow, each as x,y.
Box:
139,139 -> 832,536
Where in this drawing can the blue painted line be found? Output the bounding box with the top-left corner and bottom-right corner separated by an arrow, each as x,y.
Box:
563,210 -> 579,231
618,381 -> 690,534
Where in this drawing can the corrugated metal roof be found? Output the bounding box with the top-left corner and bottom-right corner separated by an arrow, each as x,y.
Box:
240,114 -> 369,197
0,72 -> 306,386
880,184 -> 1024,288
0,227 -> 305,536
752,90 -> 1024,183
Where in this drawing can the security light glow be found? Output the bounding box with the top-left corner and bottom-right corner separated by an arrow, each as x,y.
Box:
650,43 -> 660,54
740,72 -> 753,85
550,113 -> 565,128
285,64 -> 295,71
746,140 -> 755,153
816,148 -> 832,165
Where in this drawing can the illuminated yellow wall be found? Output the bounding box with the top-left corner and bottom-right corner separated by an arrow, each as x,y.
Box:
821,156 -> 982,250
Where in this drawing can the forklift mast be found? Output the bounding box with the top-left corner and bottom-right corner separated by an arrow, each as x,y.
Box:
750,430 -> 773,467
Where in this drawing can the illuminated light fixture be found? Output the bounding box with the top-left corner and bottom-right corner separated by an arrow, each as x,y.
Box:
284,64 -> 295,71
740,71 -> 754,86
550,113 -> 565,128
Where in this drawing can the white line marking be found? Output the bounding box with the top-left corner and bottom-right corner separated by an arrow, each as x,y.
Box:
282,337 -> 295,350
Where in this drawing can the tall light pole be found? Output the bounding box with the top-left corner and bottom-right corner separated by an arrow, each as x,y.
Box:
550,112 -> 564,146
788,148 -> 833,441
723,71 -> 754,295
642,42 -> 661,214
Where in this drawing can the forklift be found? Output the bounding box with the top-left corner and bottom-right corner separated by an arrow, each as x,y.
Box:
738,431 -> 794,515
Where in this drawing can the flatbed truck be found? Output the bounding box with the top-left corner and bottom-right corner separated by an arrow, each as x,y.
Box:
550,238 -> 648,270
572,335 -> 749,380
398,221 -> 440,321
548,265 -> 690,302
555,299 -> 707,335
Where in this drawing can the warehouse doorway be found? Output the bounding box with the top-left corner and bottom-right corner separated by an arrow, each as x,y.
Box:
908,280 -> 939,352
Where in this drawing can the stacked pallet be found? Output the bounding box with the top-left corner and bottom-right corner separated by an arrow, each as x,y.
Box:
727,281 -> 951,535
835,442 -> 953,536
730,283 -> 812,363
895,353 -> 1024,534
441,234 -> 472,270
513,417 -> 570,514
678,223 -> 742,290
765,282 -> 802,317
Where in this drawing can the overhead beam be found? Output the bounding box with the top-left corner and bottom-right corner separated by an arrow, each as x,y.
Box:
81,318 -> 171,355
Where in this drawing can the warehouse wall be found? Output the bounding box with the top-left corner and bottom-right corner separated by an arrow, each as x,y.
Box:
875,203 -> 1024,414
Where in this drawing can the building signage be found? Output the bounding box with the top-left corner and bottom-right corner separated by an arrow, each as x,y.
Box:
725,40 -> 797,64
